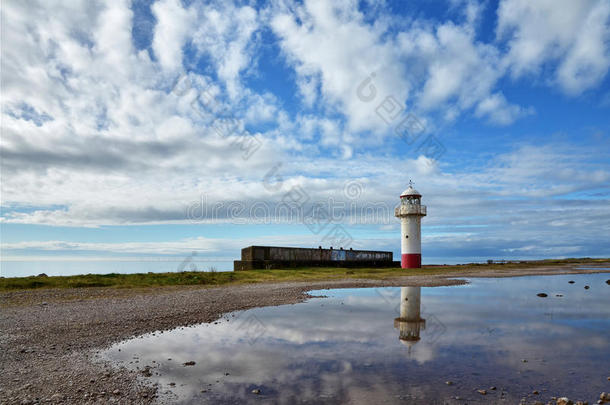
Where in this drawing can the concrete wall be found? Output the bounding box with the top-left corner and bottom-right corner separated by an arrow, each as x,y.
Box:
235,246 -> 396,271
241,246 -> 392,261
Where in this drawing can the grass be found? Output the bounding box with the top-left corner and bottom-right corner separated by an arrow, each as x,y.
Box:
0,258 -> 608,291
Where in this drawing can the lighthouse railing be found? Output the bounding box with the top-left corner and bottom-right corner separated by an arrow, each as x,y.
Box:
394,205 -> 427,216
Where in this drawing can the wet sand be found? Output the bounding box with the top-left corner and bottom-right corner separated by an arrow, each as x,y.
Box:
1,262 -> 609,404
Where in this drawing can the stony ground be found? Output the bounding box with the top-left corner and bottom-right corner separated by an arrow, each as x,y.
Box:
1,263 -> 609,404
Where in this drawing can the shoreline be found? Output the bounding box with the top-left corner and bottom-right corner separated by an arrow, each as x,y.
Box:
1,262 -> 609,404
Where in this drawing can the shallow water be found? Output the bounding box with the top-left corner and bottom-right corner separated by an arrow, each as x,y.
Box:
103,273 -> 610,404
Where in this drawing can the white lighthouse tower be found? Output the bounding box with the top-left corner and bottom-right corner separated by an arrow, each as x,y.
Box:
395,181 -> 427,268
394,287 -> 426,347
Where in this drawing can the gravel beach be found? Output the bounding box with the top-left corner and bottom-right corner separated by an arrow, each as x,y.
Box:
1,263 -> 609,404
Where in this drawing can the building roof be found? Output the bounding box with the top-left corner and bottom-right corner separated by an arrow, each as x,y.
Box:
400,185 -> 421,198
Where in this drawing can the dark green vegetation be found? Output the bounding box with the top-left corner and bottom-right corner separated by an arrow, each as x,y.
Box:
1,258 -> 608,291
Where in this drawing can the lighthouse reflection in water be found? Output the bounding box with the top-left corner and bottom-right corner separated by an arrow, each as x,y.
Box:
394,287 -> 426,350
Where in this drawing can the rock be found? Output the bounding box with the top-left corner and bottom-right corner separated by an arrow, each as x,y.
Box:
490,386 -> 496,390
183,361 -> 196,366
169,382 -> 176,387
569,281 -> 575,284
584,286 -> 590,290
112,390 -> 120,395
37,273 -> 48,277
557,398 -> 574,405
601,392 -> 609,401
522,359 -> 528,362
537,293 -> 548,297
533,390 -> 539,395
445,381 -> 453,385
556,294 -> 563,297
477,389 -> 487,395
252,389 -> 261,395
50,394 -> 62,401
606,279 -> 610,285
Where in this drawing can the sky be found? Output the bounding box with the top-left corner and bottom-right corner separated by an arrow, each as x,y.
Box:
1,0 -> 610,274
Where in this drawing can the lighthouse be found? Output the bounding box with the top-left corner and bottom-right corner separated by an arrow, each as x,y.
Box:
394,287 -> 426,347
395,181 -> 427,268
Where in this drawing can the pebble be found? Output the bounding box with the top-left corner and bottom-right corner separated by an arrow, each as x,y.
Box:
532,390 -> 539,395
537,293 -> 548,297
606,279 -> 610,285
252,389 -> 261,394
584,286 -> 590,290
477,389 -> 487,395
112,389 -> 120,395
556,397 -> 573,405
183,361 -> 196,366
569,281 -> 575,284
489,386 -> 496,390
445,381 -> 453,385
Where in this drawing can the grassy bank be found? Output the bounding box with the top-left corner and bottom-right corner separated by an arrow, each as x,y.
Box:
1,258 -> 608,291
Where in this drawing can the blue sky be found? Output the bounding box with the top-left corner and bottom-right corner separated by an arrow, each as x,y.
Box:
1,0 -> 610,274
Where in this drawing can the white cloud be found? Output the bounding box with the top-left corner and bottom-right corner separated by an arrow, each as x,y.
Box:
475,92 -> 534,125
191,2 -> 260,99
152,0 -> 196,72
557,0 -> 610,95
270,0 -> 410,138
497,0 -> 610,95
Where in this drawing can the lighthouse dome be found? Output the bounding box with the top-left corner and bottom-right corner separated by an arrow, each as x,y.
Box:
400,185 -> 421,198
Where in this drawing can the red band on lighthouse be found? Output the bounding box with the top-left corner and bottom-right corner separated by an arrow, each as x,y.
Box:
401,253 -> 421,268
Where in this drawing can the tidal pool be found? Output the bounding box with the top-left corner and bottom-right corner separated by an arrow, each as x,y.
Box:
103,273 -> 610,404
